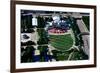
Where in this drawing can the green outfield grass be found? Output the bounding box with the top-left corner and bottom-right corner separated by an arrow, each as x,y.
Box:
49,34 -> 73,51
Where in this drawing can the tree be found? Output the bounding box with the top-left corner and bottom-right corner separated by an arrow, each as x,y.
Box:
21,46 -> 35,62
37,28 -> 49,45
37,16 -> 45,28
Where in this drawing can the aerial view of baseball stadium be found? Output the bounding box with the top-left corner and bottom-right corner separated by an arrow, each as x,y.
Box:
20,10 -> 89,63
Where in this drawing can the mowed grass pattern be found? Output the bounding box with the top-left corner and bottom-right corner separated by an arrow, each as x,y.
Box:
49,34 -> 73,51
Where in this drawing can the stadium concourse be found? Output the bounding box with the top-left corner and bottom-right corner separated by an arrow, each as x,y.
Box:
47,16 -> 70,35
